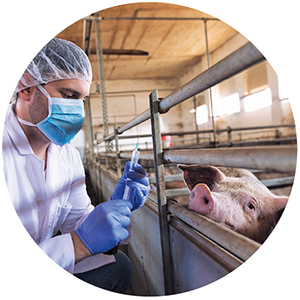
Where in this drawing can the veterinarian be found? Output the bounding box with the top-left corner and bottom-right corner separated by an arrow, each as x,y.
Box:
2,38 -> 150,293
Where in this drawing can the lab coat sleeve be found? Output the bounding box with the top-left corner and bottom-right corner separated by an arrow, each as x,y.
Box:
60,144 -> 94,234
40,145 -> 94,273
39,233 -> 75,273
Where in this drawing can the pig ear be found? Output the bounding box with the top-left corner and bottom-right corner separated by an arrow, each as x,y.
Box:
272,196 -> 289,226
218,167 -> 258,179
178,164 -> 225,191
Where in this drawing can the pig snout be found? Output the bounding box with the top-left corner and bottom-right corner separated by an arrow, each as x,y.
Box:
189,184 -> 214,215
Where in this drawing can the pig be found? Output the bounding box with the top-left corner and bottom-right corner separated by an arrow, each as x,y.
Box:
178,164 -> 289,244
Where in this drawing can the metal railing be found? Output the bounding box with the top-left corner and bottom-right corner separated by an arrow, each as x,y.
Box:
84,42 -> 296,295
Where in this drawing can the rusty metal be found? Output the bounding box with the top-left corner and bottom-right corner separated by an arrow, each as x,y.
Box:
163,146 -> 297,173
204,19 -> 217,146
95,13 -> 112,152
107,144 -> 297,173
149,90 -> 174,295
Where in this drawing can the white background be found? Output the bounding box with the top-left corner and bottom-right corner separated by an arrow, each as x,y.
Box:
1,1 -> 299,299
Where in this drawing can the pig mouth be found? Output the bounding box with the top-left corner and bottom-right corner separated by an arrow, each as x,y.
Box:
224,220 -> 235,230
191,208 -> 236,231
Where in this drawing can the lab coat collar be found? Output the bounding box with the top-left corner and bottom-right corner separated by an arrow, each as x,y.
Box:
5,103 -> 63,156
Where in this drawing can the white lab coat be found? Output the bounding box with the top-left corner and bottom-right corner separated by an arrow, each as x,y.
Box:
2,104 -> 115,273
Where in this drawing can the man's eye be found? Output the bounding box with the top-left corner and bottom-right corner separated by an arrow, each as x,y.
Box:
62,93 -> 73,99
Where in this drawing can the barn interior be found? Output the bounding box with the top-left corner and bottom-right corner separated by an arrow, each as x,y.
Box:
54,2 -> 296,296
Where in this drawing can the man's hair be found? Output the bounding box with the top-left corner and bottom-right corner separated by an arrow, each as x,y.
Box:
13,38 -> 92,99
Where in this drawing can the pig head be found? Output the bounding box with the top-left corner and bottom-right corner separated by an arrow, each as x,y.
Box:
178,164 -> 288,244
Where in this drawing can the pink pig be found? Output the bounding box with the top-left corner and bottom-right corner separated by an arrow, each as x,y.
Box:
178,165 -> 288,244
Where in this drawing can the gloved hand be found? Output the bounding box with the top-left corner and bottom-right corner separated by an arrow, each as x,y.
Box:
75,200 -> 133,255
110,161 -> 150,210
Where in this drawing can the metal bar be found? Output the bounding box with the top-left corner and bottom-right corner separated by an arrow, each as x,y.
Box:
114,125 -> 122,178
167,200 -> 260,261
229,124 -> 295,132
116,123 -> 295,140
103,49 -> 148,56
100,150 -> 154,160
149,90 -> 174,295
102,123 -> 295,144
83,19 -> 87,53
157,124 -> 295,138
163,146 -> 297,173
95,13 -> 112,152
227,126 -> 232,145
85,16 -> 219,21
228,137 -> 296,147
169,216 -> 242,272
83,19 -> 93,56
118,110 -> 151,134
144,197 -> 242,272
149,174 -> 183,184
83,97 -> 94,160
159,42 -> 265,113
165,188 -> 190,197
120,150 -> 154,160
204,19 -> 217,146
261,176 -> 294,189
150,175 -> 294,195
193,96 -> 200,144
116,42 -> 265,134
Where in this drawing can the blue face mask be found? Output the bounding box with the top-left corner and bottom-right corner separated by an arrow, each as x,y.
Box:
17,85 -> 85,147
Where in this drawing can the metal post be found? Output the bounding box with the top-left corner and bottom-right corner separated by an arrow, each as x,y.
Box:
204,20 -> 217,147
114,124 -> 122,178
193,96 -> 200,144
227,126 -> 232,145
95,13 -> 113,152
149,90 -> 174,295
83,18 -> 93,56
84,97 -> 94,161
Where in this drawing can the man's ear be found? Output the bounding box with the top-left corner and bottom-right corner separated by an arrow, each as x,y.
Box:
18,86 -> 37,102
16,72 -> 37,101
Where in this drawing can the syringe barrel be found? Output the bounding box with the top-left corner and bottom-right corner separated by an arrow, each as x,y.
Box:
130,150 -> 140,171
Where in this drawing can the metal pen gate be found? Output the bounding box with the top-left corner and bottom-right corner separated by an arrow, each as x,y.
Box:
84,42 -> 297,295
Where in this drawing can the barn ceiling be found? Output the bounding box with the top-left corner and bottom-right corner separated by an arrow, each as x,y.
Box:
56,3 -> 238,83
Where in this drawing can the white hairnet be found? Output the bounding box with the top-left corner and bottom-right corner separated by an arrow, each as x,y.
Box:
13,38 -> 92,98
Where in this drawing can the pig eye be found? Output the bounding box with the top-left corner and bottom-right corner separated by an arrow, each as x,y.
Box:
248,203 -> 255,210
244,200 -> 256,214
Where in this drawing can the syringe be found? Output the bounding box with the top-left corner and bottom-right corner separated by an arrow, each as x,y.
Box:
123,142 -> 140,200
104,143 -> 140,255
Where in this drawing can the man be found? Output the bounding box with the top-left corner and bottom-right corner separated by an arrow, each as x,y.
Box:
3,38 -> 150,293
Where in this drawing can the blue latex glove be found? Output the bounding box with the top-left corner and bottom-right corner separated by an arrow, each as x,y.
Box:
110,161 -> 150,210
75,200 -> 133,255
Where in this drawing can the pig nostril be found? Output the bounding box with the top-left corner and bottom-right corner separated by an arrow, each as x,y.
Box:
204,197 -> 209,205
